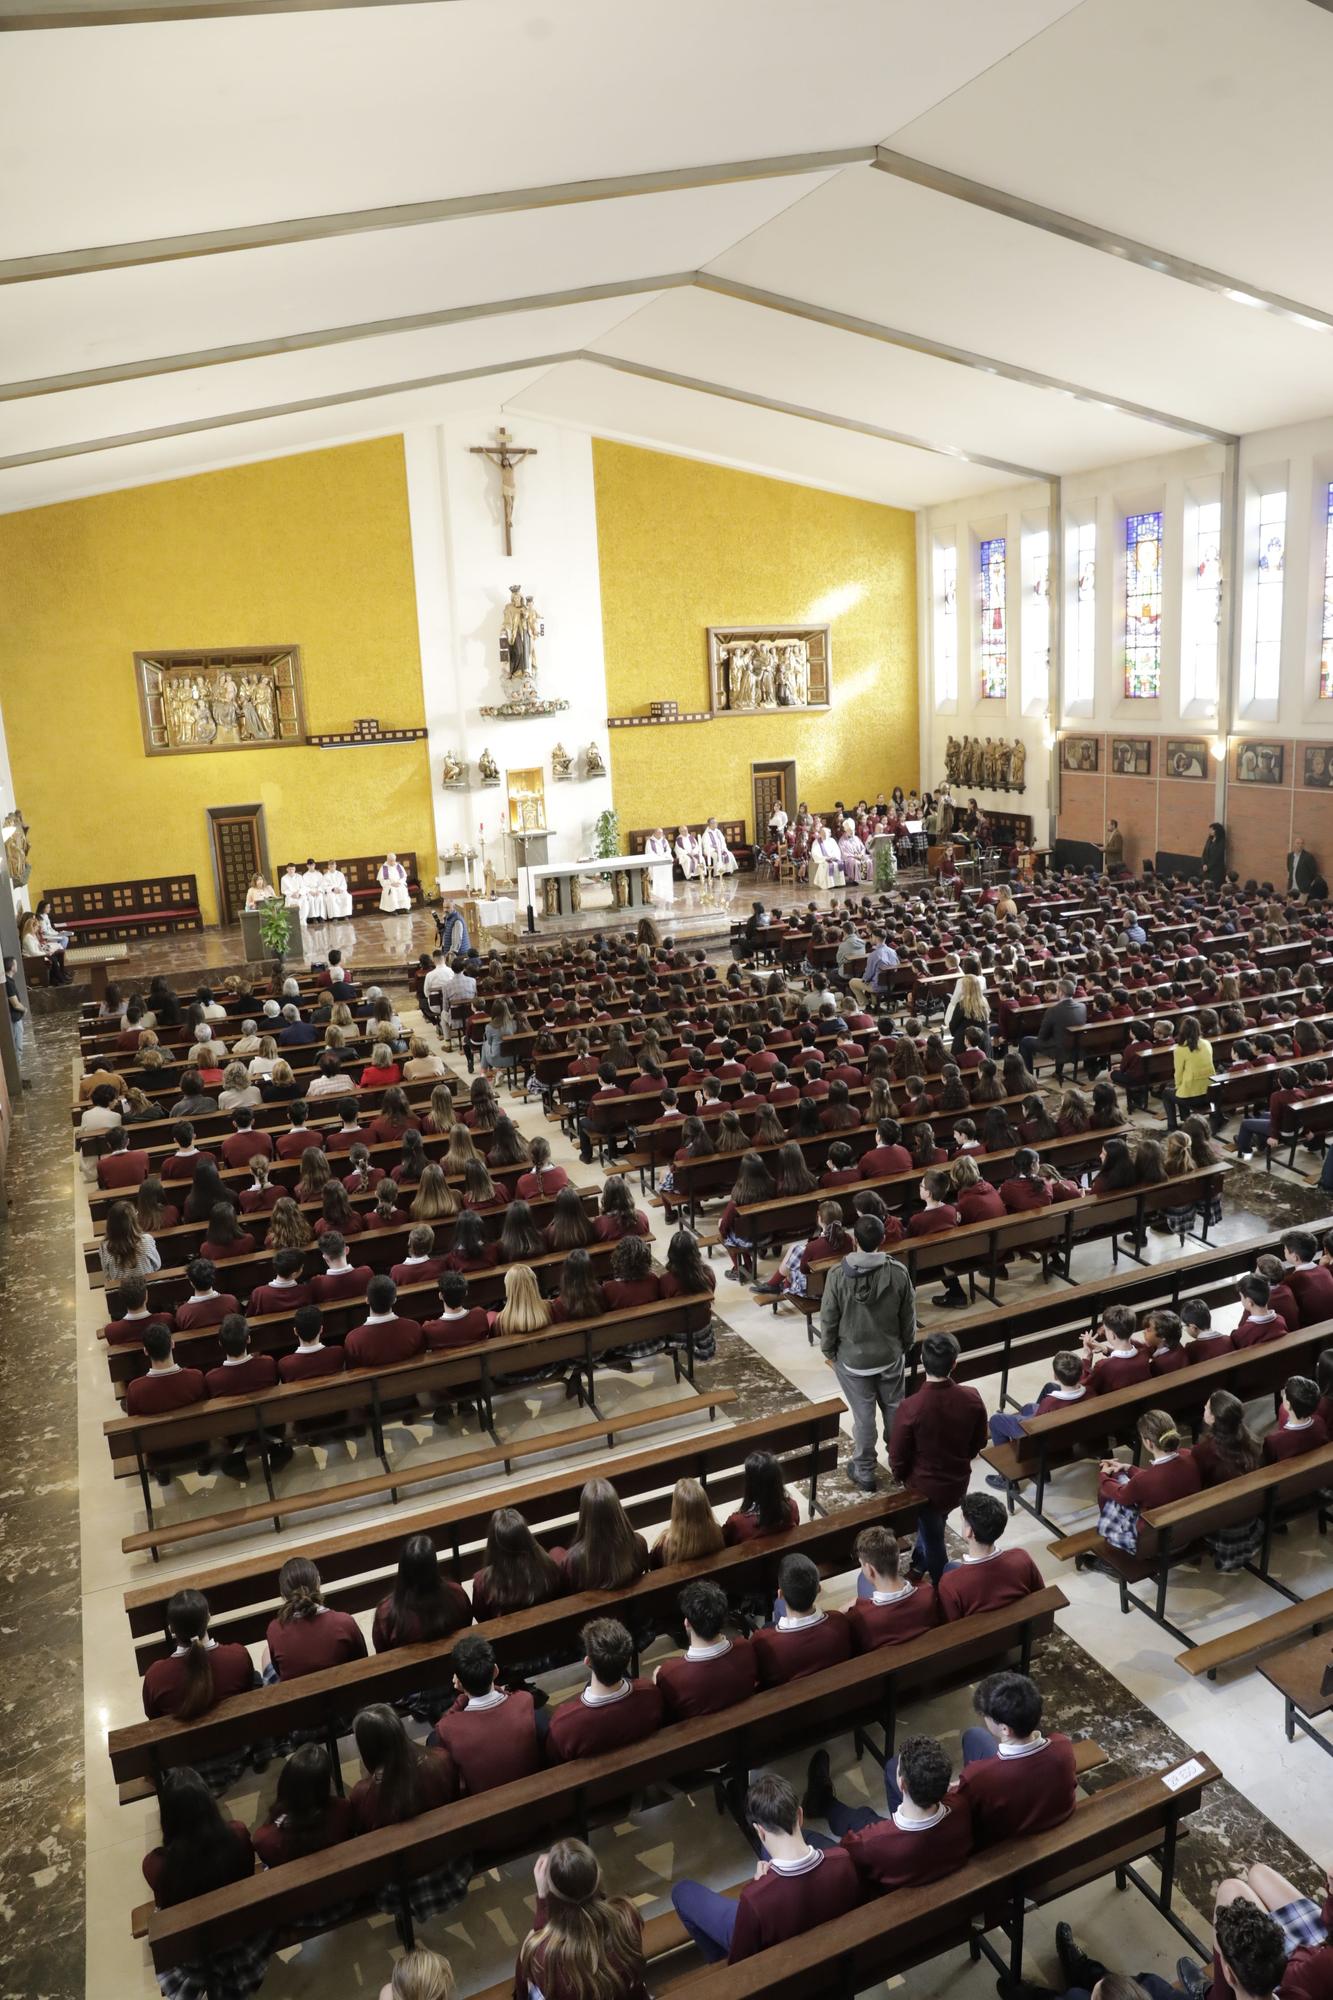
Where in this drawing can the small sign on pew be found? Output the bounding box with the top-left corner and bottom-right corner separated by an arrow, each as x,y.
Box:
1160,1757 -> 1207,1791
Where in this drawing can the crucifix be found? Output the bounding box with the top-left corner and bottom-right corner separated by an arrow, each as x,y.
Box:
469,426 -> 538,557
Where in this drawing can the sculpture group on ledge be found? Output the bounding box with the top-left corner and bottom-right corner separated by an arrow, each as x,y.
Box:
944,734 -> 1027,792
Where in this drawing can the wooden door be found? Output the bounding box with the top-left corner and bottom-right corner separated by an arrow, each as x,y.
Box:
752,765 -> 793,837
207,806 -> 266,925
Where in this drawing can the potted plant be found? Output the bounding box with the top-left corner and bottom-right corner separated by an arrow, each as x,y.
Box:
259,896 -> 293,972
592,807 -> 621,888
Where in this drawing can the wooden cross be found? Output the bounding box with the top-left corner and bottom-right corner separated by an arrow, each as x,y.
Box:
469,426 -> 538,556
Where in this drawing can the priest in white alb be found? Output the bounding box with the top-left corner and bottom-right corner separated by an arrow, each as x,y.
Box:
809,822 -> 845,890
378,852 -> 411,913
643,827 -> 675,904
700,817 -> 738,877
280,863 -> 309,922
675,825 -> 702,880
302,857 -> 327,922
322,861 -> 353,920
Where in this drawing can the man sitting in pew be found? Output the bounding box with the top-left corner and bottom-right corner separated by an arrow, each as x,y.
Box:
804,1731 -> 971,1889
545,1617 -> 663,1762
936,1493 -> 1045,1621
221,1106 -> 272,1168
246,1247 -> 311,1317
1264,1376 -> 1329,1461
654,1579 -> 759,1718
428,1633 -> 543,1792
309,1231 -> 373,1303
124,1322 -> 206,1417
162,1121 -> 216,1182
752,1552 -> 852,1685
175,1258 -> 240,1330
101,1274 -> 169,1345
345,1274 -> 425,1367
97,1125 -> 150,1191
278,1303 -> 346,1381
847,1525 -> 939,1649
672,1772 -> 861,1963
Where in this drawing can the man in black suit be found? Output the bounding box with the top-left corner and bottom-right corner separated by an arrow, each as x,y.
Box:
1288,836 -> 1319,897
1019,979 -> 1087,1085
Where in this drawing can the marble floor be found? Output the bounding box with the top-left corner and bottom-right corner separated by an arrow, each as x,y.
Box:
8,973 -> 1333,2000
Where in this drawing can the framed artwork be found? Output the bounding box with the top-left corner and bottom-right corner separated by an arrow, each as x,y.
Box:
1304,746 -> 1333,789
1060,736 -> 1099,773
1111,736 -> 1152,776
1235,741 -> 1285,785
136,646 -> 306,756
1164,738 -> 1209,780
707,626 -> 830,717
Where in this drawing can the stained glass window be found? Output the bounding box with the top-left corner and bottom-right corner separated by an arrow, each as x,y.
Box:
1185,499 -> 1222,707
1124,510 -> 1163,699
979,536 -> 1007,699
934,542 -> 958,705
1069,519 -> 1096,706
1312,486 -> 1320,700
1253,488 -> 1286,703
1022,527 -> 1049,711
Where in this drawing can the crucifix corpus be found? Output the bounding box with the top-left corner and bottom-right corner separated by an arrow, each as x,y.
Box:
469,427 -> 538,557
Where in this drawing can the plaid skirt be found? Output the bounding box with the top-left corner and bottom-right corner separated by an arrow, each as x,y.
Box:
158,1935 -> 273,2000
375,1854 -> 472,1923
1207,1514 -> 1264,1572
1167,1191 -> 1223,1234
1273,1897 -> 1328,1956
1097,1497 -> 1141,1553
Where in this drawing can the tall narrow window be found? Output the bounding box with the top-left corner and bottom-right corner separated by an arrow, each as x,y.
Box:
1069,519 -> 1096,706
1124,510 -> 1163,698
979,536 -> 1007,699
1022,526 -> 1050,712
1253,488 -> 1286,702
1312,482 -> 1320,696
934,542 -> 958,705
1185,499 -> 1222,707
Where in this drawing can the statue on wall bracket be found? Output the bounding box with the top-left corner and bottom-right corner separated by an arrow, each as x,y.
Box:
481,584 -> 569,720
707,625 -> 831,716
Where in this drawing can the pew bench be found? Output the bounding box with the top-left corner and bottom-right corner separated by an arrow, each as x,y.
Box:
1176,1581 -> 1333,1682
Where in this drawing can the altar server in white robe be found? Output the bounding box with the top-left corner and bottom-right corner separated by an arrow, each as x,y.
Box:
378,853 -> 411,913
643,827 -> 675,904
322,862 -> 353,920
809,824 -> 845,890
302,859 -> 327,922
675,826 -> 702,880
700,818 -> 738,878
280,864 -> 309,921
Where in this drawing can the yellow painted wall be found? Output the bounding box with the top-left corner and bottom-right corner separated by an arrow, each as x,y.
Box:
593,440 -> 919,836
0,438 -> 435,924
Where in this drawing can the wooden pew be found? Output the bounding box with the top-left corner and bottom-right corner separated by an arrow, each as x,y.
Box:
1175,1583 -> 1333,1682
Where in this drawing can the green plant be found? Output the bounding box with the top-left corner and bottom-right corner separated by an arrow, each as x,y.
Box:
259,898 -> 292,963
592,807 -> 621,860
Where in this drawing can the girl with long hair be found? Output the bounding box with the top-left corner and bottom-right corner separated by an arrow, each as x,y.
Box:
135,1175 -> 179,1234
487,1115 -> 531,1169
713,1109 -> 749,1156
716,1151 -> 774,1277
498,1197 -> 546,1262
593,1176 -> 649,1242
264,1555 -> 367,1681
492,1263 -> 553,1339
422,1083 -> 456,1136
1088,1136 -> 1137,1194
392,1127 -> 428,1188
142,1767 -> 256,1917
1191,1387 -> 1263,1581
1019,1093 -> 1058,1145
723,1450 -> 797,1543
773,1140 -> 818,1196
254,1742 -> 354,1868
410,1163 -> 459,1223
447,1209 -> 498,1272
295,1145 -> 331,1203
320,1180 -> 364,1238
651,1478 -> 724,1568
471,1507 -> 567,1622
142,1588 -> 258,1721
545,1184 -> 592,1253
442,1122 -> 481,1175
183,1157 -> 235,1224
562,1478 -> 648,1592
465,1077 -> 499,1132
371,1536 -> 471,1655
368,1086 -> 417,1148
349,1705 -> 460,1928
549,1247 -> 607,1324
342,1142 -> 383,1196
462,1156 -> 508,1213
239,1154 -> 280,1215
199,1200 -> 256,1263
99,1200 -> 160,1282
516,1840 -> 646,2000
266,1195 -> 313,1250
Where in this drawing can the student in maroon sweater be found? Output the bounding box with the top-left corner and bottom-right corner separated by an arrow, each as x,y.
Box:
998,1146 -> 1053,1214
1265,1375 -> 1329,1461
264,1555 -> 367,1680
936,1492 -> 1045,1620
308,1232 -> 373,1304
1091,1408 -> 1201,1557
101,1275 -> 171,1346
220,1109 -> 272,1169
1181,1296 -> 1234,1365
252,1743 -> 355,1869
203,1312 -> 278,1400
545,1618 -> 663,1762
124,1322 -> 207,1418
1232,1273 -> 1289,1346
424,1270 -> 492,1350
278,1303 -> 346,1382
1257,1256 -> 1302,1331
953,1670 -> 1078,1845
846,1524 -> 938,1652
1080,1303 -> 1153,1393
275,1103 -> 319,1160
655,1580 -> 758,1719
751,1552 -> 852,1685
889,1331 -> 989,1583
371,1533 -> 472,1656
429,1633 -> 542,1792
672,1773 -> 860,1963
97,1128 -> 150,1190
141,1587 -> 258,1718
986,1349 -> 1088,1454
859,1117 -> 912,1178
174,1259 -> 241,1330
345,1274 -> 425,1369
907,1167 -> 961,1237
1283,1231 -> 1333,1324
141,1769 -> 255,1911
1142,1307 -> 1192,1376
390,1223 -> 453,1289
803,1732 -> 972,1889
246,1247 -> 312,1318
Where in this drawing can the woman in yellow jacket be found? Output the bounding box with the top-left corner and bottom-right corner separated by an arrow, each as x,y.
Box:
1166,1015 -> 1213,1132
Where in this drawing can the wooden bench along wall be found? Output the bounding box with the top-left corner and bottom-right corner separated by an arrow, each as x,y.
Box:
43,875 -> 202,943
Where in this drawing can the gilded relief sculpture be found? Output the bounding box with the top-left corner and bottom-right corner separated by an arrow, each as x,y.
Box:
707,625 -> 830,716
136,647 -> 306,756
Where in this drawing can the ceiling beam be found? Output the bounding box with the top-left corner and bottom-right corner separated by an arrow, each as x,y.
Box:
0,148 -> 872,286
0,347 -> 1054,482
695,274 -> 1235,444
0,273 -> 692,400
872,146 -> 1333,336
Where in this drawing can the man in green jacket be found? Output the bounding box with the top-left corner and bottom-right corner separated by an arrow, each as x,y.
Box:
819,1214 -> 917,1491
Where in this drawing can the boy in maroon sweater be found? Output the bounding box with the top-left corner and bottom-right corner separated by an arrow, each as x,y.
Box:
1283,1231 -> 1333,1324
859,1118 -> 913,1179
220,1110 -> 273,1169
344,1274 -> 425,1369
936,1492 -> 1044,1621
174,1259 -> 241,1330
429,1633 -> 542,1792
655,1580 -> 758,1720
672,1773 -> 860,1963
889,1331 -> 988,1583
752,1553 -> 852,1686
1181,1296 -> 1234,1365
953,1671 -> 1078,1845
278,1303 -> 346,1381
275,1103 -> 318,1160
97,1129 -> 150,1190
204,1313 -> 295,1480
906,1168 -> 961,1237
102,1275 -> 172,1346
545,1618 -> 663,1762
309,1232 -> 373,1304
247,1248 -> 312,1318
802,1733 -> 971,1890
1264,1376 -> 1329,1462
1233,1274 -> 1289,1346
846,1524 -> 939,1652
423,1271 -> 492,1351
1080,1303 -> 1153,1392
124,1322 -> 207,1417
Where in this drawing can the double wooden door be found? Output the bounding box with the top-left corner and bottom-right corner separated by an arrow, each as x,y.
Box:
207,805 -> 268,925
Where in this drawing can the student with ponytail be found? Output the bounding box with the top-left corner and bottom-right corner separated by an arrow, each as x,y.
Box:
264,1556 -> 368,1682
142,1588 -> 258,1719
514,1838 -> 647,2000
1089,1408 -> 1201,1559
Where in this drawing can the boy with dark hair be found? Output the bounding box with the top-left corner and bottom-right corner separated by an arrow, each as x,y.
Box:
846,1525 -> 939,1651
424,1271 -> 492,1351
803,1733 -> 971,1889
247,1247 -> 312,1318
936,1493 -> 1044,1621
1282,1231 -> 1333,1321
889,1331 -> 987,1583
308,1231 -> 373,1304
987,1349 -> 1086,1455
1081,1304 -> 1153,1393
545,1617 -> 662,1762
429,1633 -> 541,1792
279,1303 -> 345,1381
654,1579 -> 758,1719
345,1274 -> 424,1368
221,1106 -> 273,1169
1181,1296 -> 1233,1365
1264,1376 -> 1328,1460
275,1102 -> 317,1159
672,1773 -> 860,1963
752,1553 -> 851,1685
174,1259 -> 240,1330
102,1275 -> 171,1346
124,1322 -> 207,1416
1234,1274 -> 1288,1346
954,1671 -> 1077,1845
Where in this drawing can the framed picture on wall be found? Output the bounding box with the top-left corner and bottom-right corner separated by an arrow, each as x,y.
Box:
1303,747 -> 1333,789
1060,736 -> 1099,773
1235,741 -> 1285,785
1111,737 -> 1152,776
1164,737 -> 1209,780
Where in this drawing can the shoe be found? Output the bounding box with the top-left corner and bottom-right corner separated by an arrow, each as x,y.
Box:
1177,1960 -> 1209,2000
219,1451 -> 250,1481
267,1442 -> 294,1469
1056,1922 -> 1101,1993
723,1268 -> 746,1282
932,1289 -> 967,1308
985,1473 -> 1011,1490
802,1748 -> 835,1820
848,1468 -> 878,1492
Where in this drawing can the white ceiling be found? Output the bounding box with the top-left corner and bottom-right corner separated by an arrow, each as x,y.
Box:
3,0 -> 1333,514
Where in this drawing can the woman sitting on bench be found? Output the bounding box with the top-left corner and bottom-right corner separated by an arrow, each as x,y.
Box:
142,1769 -> 269,2000
517,1838 -> 646,2000
1084,1409 -> 1202,1564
